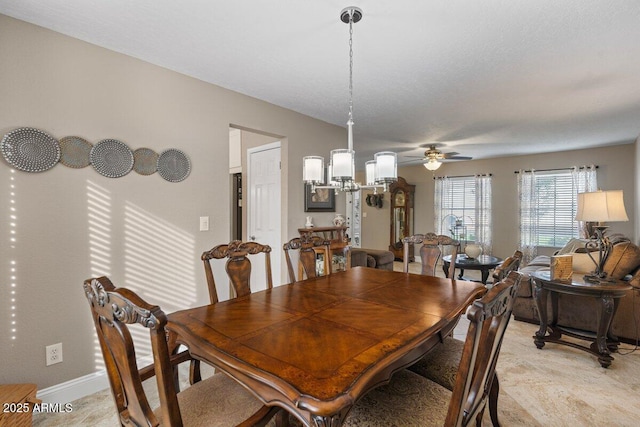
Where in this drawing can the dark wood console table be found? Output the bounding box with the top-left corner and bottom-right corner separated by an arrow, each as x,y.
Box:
531,270 -> 631,368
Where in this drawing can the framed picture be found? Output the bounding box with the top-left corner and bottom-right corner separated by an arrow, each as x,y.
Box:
304,183 -> 336,212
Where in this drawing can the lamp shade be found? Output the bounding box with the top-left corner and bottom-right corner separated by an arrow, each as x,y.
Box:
303,156 -> 324,183
423,159 -> 442,171
365,160 -> 376,185
374,151 -> 397,182
575,190 -> 629,222
330,149 -> 355,181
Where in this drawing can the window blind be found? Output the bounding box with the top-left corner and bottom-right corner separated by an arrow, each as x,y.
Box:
534,172 -> 585,247
441,177 -> 478,242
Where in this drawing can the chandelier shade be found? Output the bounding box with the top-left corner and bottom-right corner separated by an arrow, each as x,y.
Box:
302,6 -> 397,194
374,152 -> 397,182
365,160 -> 376,185
303,156 -> 325,184
330,149 -> 355,181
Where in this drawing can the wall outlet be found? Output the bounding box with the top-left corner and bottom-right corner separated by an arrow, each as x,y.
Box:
46,343 -> 63,366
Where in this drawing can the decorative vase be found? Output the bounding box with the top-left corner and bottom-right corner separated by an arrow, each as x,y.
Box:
465,244 -> 483,259
305,216 -> 314,228
333,214 -> 345,227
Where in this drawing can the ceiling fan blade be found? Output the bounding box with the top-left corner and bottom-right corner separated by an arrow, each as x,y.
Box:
398,158 -> 424,164
443,155 -> 473,160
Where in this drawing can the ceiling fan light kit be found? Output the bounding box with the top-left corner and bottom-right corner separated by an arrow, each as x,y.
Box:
424,158 -> 442,171
303,7 -> 397,194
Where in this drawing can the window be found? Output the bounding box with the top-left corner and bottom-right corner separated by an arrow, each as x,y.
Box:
534,172 -> 583,247
518,166 -> 597,263
435,175 -> 492,252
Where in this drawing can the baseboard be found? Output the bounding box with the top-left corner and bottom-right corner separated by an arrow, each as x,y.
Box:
37,356 -> 153,404
36,370 -> 110,404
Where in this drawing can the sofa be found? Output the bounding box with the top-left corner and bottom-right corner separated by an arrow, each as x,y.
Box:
515,237 -> 640,343
351,248 -> 395,271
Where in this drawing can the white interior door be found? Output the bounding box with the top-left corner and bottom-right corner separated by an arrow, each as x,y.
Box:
247,142 -> 282,288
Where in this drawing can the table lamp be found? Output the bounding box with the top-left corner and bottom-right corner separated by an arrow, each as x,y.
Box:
574,190 -> 628,282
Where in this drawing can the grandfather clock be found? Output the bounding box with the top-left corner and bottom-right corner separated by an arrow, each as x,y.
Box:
389,177 -> 415,262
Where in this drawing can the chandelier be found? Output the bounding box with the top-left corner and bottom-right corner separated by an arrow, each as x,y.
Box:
303,6 -> 397,194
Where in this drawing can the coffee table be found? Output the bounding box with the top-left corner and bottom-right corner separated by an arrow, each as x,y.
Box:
442,254 -> 503,284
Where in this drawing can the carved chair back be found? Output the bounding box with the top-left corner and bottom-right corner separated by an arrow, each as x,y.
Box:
283,235 -> 331,283
403,233 -> 460,279
445,270 -> 522,426
201,240 -> 273,304
492,250 -> 523,283
83,276 -> 183,426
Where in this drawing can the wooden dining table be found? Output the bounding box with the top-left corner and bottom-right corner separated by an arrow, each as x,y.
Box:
167,266 -> 486,427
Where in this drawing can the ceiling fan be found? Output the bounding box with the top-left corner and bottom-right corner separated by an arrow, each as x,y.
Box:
407,145 -> 472,170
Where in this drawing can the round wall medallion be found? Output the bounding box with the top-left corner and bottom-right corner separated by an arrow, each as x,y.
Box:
90,139 -> 134,178
133,148 -> 159,175
1,127 -> 60,172
157,149 -> 191,182
59,136 -> 92,168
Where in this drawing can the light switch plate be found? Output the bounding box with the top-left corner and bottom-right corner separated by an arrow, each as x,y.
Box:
199,216 -> 210,231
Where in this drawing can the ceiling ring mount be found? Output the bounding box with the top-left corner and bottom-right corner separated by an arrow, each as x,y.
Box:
340,6 -> 362,24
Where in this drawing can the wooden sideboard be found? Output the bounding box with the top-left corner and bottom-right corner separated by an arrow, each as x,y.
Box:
298,226 -> 350,273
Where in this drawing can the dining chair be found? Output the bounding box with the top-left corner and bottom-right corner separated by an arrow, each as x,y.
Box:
403,232 -> 460,278
492,250 -> 523,283
283,235 -> 331,283
344,270 -> 522,427
83,276 -> 279,427
201,240 -> 273,304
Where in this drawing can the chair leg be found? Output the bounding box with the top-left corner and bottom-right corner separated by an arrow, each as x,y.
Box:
275,409 -> 291,427
189,359 -> 202,385
489,372 -> 501,427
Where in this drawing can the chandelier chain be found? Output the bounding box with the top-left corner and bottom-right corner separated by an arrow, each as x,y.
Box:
348,14 -> 354,124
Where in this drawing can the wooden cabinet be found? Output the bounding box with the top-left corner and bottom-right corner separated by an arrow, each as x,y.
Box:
389,177 -> 415,262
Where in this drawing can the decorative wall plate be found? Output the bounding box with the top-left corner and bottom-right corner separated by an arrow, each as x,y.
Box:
90,139 -> 134,178
1,127 -> 60,172
157,149 -> 191,182
133,148 -> 159,175
59,136 -> 92,168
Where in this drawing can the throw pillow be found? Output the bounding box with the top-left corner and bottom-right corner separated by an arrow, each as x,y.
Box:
556,238 -> 589,255
571,252 -> 600,273
629,269 -> 640,289
603,242 -> 640,279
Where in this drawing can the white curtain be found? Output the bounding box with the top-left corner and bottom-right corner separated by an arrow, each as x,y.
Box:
433,176 -> 450,235
572,165 -> 598,238
518,170 -> 538,265
475,174 -> 492,255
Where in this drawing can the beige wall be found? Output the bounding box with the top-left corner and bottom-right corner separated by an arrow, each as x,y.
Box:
0,15 -> 351,388
360,144 -> 637,256
636,137 -> 640,244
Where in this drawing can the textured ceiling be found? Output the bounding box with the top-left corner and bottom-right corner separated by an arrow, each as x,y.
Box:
2,0 -> 640,167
